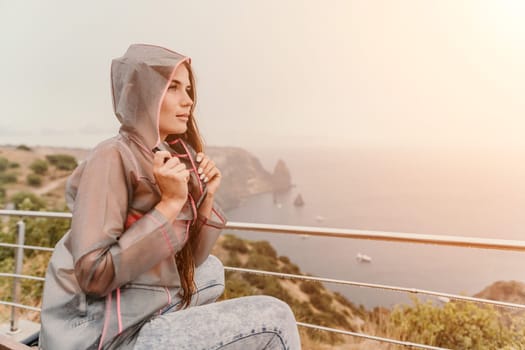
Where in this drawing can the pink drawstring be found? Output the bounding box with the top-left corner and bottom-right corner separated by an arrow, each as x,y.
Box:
212,207 -> 226,224
178,139 -> 203,195
97,292 -> 112,350
164,286 -> 172,306
116,288 -> 123,334
188,193 -> 197,224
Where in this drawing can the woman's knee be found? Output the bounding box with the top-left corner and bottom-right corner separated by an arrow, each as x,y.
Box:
254,296 -> 297,324
192,255 -> 225,304
195,255 -> 224,284
242,296 -> 301,349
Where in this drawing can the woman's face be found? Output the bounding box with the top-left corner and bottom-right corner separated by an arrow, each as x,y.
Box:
158,63 -> 194,140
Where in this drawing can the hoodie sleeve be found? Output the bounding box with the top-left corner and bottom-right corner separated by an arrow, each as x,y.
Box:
70,143 -> 185,297
193,204 -> 227,267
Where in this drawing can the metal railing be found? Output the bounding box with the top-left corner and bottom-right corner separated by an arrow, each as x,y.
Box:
1,209 -> 525,349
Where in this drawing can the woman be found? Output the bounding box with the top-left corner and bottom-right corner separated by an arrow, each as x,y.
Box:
39,44 -> 301,350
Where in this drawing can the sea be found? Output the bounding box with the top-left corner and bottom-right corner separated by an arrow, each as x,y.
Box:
224,146 -> 525,309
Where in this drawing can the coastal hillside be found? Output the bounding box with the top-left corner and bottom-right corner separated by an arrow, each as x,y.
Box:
474,280 -> 525,305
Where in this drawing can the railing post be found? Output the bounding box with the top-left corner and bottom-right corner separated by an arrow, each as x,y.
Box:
9,220 -> 25,333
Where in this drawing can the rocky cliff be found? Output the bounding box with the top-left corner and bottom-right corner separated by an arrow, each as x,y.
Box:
474,280 -> 525,307
206,147 -> 291,210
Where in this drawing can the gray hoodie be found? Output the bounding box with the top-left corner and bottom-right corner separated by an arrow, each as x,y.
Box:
39,44 -> 226,350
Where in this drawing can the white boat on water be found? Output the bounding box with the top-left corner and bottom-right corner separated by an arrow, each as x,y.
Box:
437,296 -> 450,303
356,253 -> 372,263
315,215 -> 325,222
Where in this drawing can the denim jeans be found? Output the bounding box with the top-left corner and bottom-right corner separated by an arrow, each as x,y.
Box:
133,256 -> 301,350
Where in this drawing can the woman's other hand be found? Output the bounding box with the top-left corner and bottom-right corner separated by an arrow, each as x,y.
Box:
153,151 -> 189,217
195,152 -> 222,195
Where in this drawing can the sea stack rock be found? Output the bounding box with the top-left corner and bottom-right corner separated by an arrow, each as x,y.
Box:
206,146 -> 274,210
294,194 -> 304,207
272,159 -> 292,192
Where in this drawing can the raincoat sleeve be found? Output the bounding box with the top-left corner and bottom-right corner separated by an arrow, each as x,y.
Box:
193,204 -> 227,267
70,143 -> 183,297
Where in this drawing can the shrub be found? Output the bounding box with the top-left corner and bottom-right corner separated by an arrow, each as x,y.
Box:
386,298 -> 525,348
299,280 -> 323,296
16,144 -> 32,151
226,251 -> 242,267
30,159 -> 49,175
251,240 -> 277,258
0,172 -> 17,184
10,192 -> 46,211
27,174 -> 42,187
0,157 -> 9,172
9,162 -> 20,169
278,255 -> 290,264
0,187 -> 5,199
222,234 -> 249,254
45,154 -> 78,171
310,292 -> 333,313
280,261 -> 300,275
244,253 -> 280,272
222,273 -> 254,299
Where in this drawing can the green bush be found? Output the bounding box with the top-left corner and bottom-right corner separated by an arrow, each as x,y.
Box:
280,260 -> 300,275
16,144 -> 32,151
226,250 -> 242,266
222,234 -> 249,254
0,172 -> 17,184
10,192 -> 46,211
27,174 -> 42,187
310,292 -> 333,313
30,159 -> 49,175
222,272 -> 255,299
386,298 -> 525,349
299,280 -> 323,296
278,255 -> 290,264
0,187 -> 5,199
251,240 -> 277,258
45,154 -> 78,171
9,162 -> 20,169
0,157 -> 9,172
244,252 -> 280,272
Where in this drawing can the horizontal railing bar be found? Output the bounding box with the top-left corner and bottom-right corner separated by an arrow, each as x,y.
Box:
297,322 -> 449,350
0,301 -> 41,312
0,209 -> 72,219
0,273 -> 45,282
0,242 -> 54,252
227,222 -> 525,252
224,266 -> 525,310
2,210 -> 525,252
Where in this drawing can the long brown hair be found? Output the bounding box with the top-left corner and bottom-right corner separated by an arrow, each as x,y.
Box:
167,61 -> 204,309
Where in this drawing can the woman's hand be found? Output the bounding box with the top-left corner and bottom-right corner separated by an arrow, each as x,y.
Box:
153,150 -> 189,205
196,152 -> 222,195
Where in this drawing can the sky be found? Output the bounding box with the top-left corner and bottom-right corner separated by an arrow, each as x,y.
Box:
1,0 -> 525,152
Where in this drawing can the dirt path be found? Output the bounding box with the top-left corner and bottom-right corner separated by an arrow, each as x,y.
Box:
34,177 -> 68,196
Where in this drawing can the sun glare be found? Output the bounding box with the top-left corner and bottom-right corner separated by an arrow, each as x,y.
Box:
477,0 -> 525,39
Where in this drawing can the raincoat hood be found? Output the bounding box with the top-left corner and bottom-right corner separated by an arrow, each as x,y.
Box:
111,44 -> 190,150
